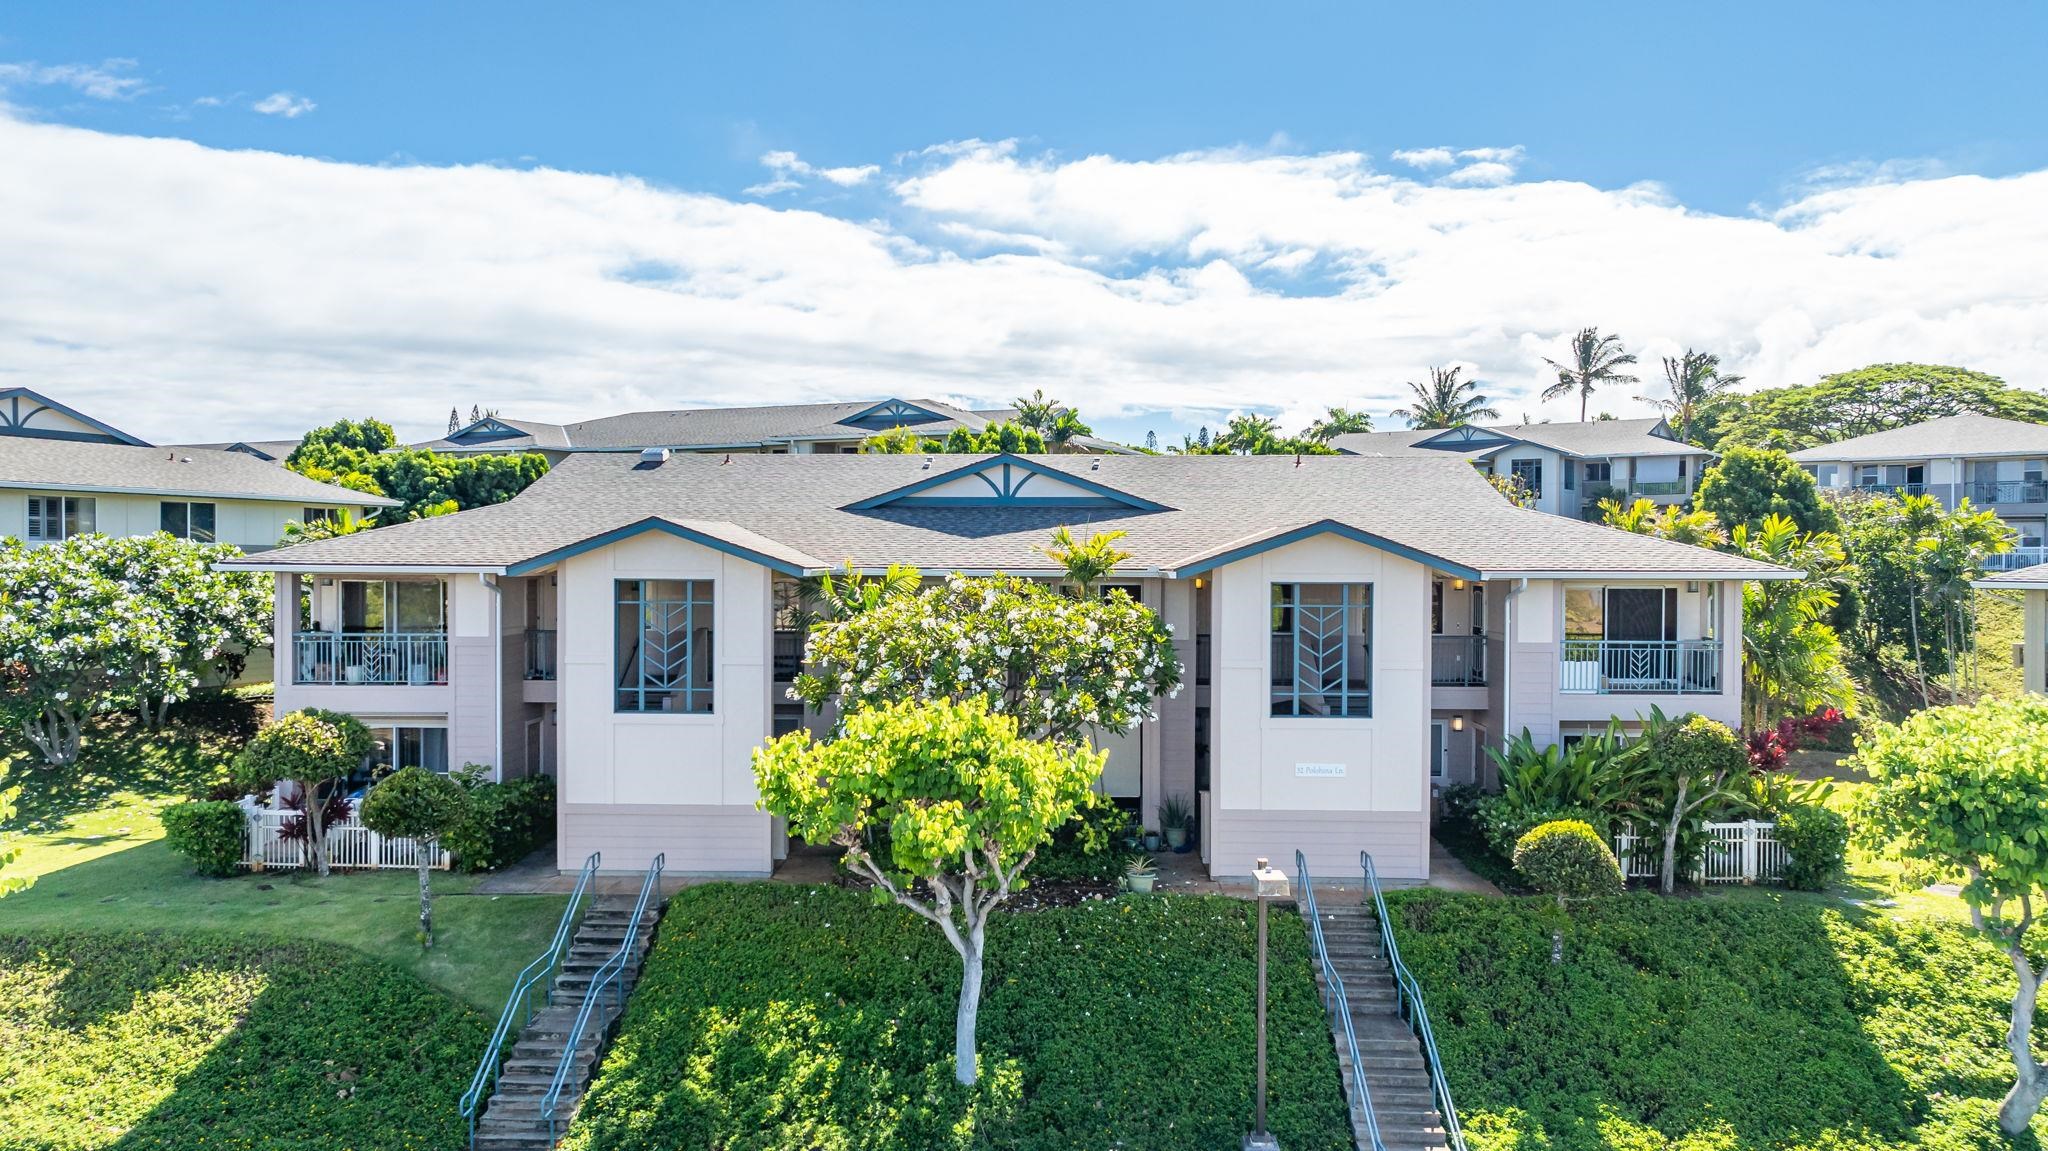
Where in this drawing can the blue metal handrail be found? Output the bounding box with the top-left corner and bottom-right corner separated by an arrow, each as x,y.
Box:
1362,852 -> 1467,1151
1296,851 -> 1387,1151
541,852 -> 665,1142
461,851 -> 600,1150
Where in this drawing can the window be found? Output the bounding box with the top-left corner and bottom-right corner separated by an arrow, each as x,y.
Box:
303,507 -> 337,525
26,495 -> 94,541
339,580 -> 445,633
1583,461 -> 1612,485
615,579 -> 715,713
355,725 -> 450,788
1563,460 -> 1577,490
1702,583 -> 1721,640
1471,584 -> 1486,636
160,501 -> 217,542
1509,458 -> 1543,498
1431,581 -> 1444,635
1270,583 -> 1371,717
1565,586 -> 1680,642
1430,720 -> 1447,778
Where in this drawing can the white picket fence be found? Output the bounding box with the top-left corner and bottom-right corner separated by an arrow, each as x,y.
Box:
1614,819 -> 1786,885
242,805 -> 449,871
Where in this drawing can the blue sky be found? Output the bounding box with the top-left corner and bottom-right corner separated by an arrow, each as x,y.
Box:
2,4 -> 2046,444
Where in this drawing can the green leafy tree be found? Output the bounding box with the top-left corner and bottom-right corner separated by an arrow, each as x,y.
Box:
1178,413 -> 1335,456
280,507 -> 370,545
1714,363 -> 2048,452
1039,527 -> 1132,597
1486,472 -> 1536,507
861,425 -> 926,454
754,697 -> 1104,1085
1513,819 -> 1624,964
1043,409 -> 1093,451
359,766 -> 469,948
1731,516 -> 1857,731
0,766 -> 26,897
1696,445 -> 1840,538
1391,366 -> 1500,429
792,572 -> 1180,742
1639,350 -> 1743,445
234,708 -> 373,878
1300,406 -> 1374,442
1542,327 -> 1639,422
287,418 -> 549,522
1853,696 -> 2048,1135
1012,388 -> 1062,432
1599,497 -> 1727,548
867,421 -> 1049,455
1833,491 -> 2013,697
1633,710 -> 1749,895
287,417 -> 396,464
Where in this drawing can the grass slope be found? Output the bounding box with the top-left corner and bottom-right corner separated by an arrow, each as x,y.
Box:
563,884 -> 1354,1151
0,931 -> 488,1151
1388,890 -> 2048,1151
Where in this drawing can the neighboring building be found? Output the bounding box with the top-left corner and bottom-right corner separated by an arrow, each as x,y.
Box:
168,439 -> 306,464
1975,563 -> 2048,695
224,451 -> 1788,881
1791,413 -> 2048,570
1330,418 -> 1714,520
410,397 -> 1135,461
0,388 -> 393,551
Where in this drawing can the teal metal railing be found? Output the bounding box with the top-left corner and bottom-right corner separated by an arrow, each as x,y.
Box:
1361,852 -> 1466,1151
1296,851 -> 1387,1151
541,852 -> 665,1142
461,851 -> 600,1149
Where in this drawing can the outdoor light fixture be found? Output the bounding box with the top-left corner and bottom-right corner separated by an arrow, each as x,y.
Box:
1451,714 -> 1464,732
1193,576 -> 1205,589
1452,577 -> 1466,590
1247,858 -> 1291,1151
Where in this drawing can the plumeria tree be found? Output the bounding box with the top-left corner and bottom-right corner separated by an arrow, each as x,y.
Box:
1854,697 -> 2048,1135
113,535 -> 273,726
791,571 -> 1181,743
754,697 -> 1104,1085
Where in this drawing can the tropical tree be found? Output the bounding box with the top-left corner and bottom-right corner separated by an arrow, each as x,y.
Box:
1012,388 -> 1062,432
755,697 -> 1103,1085
1300,406 -> 1374,442
1391,366 -> 1500,429
1599,497 -> 1727,548
1043,409 -> 1093,452
234,709 -> 373,878
1696,445 -> 1841,538
1542,328 -> 1639,422
1833,491 -> 2013,698
1731,516 -> 1857,731
1486,472 -> 1536,507
287,417 -> 550,522
114,536 -> 274,726
1635,709 -> 1749,895
280,507 -> 371,545
1039,527 -> 1132,596
1640,350 -> 1743,445
1178,413 -> 1335,456
1712,363 -> 2048,452
1853,696 -> 2048,1135
359,766 -> 469,948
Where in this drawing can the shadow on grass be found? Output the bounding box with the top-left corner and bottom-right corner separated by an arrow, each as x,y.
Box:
1,714 -> 239,835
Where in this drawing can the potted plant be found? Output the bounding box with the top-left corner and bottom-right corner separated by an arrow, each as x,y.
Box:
1125,854 -> 1158,894
1160,793 -> 1193,851
1142,828 -> 1161,852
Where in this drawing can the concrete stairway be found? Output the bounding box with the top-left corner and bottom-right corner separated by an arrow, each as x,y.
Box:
471,897 -> 661,1151
1303,901 -> 1448,1151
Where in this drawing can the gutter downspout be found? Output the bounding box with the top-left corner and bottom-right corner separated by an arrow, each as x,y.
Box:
1500,578 -> 1529,766
480,574 -> 503,781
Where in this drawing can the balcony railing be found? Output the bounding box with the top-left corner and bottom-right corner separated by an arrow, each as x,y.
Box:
1626,480 -> 1691,498
525,629 -> 557,681
1431,634 -> 1488,686
773,628 -> 803,682
1560,639 -> 1721,695
1984,547 -> 2048,571
1971,480 -> 2048,506
1856,481 -> 1927,497
293,632 -> 448,686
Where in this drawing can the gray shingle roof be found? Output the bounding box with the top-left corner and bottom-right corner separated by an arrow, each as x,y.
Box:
1975,562 -> 2048,590
225,452 -> 1789,580
0,438 -> 397,505
1788,414 -> 2048,463
1332,418 -> 1706,461
168,439 -> 306,463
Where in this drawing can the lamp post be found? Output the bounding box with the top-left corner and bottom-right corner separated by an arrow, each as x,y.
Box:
1247,857 -> 1291,1151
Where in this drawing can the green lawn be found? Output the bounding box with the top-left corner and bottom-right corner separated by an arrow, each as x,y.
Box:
1389,889 -> 2046,1151
562,883 -> 1355,1151
0,930 -> 487,1151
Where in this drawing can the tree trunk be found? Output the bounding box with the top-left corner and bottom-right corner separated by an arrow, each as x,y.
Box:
305,781 -> 330,878
1661,779 -> 1689,895
954,932 -> 985,1086
417,851 -> 434,949
25,705 -> 83,767
1907,586 -> 1931,709
1997,942 -> 2046,1135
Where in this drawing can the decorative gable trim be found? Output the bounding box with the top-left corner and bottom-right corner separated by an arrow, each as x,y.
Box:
838,398 -> 952,430
844,455 -> 1170,512
504,517 -> 823,577
450,417 -> 534,443
1164,519 -> 1482,580
0,387 -> 150,446
1411,424 -> 1517,452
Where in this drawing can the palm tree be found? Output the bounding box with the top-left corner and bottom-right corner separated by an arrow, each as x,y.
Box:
279,508 -> 369,545
1390,367 -> 1501,429
1542,328 -> 1639,422
1045,409 -> 1092,452
1039,527 -> 1132,596
1300,407 -> 1374,442
1012,389 -> 1061,432
1639,350 -> 1742,445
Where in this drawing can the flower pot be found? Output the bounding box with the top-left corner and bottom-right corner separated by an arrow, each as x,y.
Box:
1128,872 -> 1157,893
1165,827 -> 1188,850
1143,833 -> 1161,852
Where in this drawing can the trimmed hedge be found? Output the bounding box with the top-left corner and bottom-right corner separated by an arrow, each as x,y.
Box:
444,773 -> 554,872
1775,802 -> 1850,891
562,884 -> 1353,1151
1386,889 -> 2048,1149
160,799 -> 248,877
1512,819 -> 1623,904
0,930 -> 488,1151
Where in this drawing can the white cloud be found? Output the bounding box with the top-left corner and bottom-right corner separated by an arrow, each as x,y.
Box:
818,164 -> 880,187
0,113 -> 2045,444
252,91 -> 315,118
746,150 -> 878,195
0,59 -> 146,100
1390,147 -> 1455,169
1441,160 -> 1517,187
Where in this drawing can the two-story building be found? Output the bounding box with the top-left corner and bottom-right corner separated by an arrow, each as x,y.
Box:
1331,417 -> 1714,520
222,451 -> 1789,880
1793,413 -> 2048,570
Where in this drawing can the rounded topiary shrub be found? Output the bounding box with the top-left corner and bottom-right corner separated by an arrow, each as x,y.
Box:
1774,802 -> 1849,891
161,799 -> 248,877
1513,819 -> 1625,906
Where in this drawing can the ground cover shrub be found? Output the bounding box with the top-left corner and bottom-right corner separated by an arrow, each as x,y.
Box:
1385,889 -> 2048,1149
1028,793 -> 1136,883
1775,802 -> 1850,891
159,799 -> 246,876
445,772 -> 554,872
0,930 -> 487,1151
561,883 -> 1352,1151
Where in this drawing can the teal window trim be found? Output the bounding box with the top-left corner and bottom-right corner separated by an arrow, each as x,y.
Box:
1270,582 -> 1372,718
615,578 -> 716,714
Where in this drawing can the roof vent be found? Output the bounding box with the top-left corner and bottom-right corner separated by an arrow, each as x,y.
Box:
640,447 -> 670,465
921,456 -> 932,470
1090,458 -> 1100,471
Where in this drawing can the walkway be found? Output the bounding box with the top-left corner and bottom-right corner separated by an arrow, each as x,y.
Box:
1152,837 -> 1500,898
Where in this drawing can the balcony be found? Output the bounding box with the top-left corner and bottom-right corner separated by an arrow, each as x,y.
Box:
1430,634 -> 1488,686
1560,639 -> 1721,695
1984,547 -> 2048,572
1625,480 -> 1691,498
773,628 -> 803,682
1971,480 -> 2048,506
293,632 -> 448,686
525,629 -> 557,681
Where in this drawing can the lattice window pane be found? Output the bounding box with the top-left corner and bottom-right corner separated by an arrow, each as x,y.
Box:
615,579 -> 716,713
1270,582 -> 1371,717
